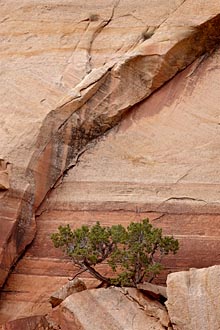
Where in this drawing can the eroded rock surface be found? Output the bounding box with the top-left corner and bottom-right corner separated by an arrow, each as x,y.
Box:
50,278 -> 87,308
166,265 -> 220,330
1,46 -> 220,324
0,315 -> 50,330
1,0 -> 220,326
137,282 -> 167,300
1,0 -> 220,292
3,266 -> 220,330
50,287 -> 170,330
0,160 -> 10,191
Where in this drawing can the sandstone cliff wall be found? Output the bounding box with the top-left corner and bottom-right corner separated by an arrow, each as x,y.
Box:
1,0 -> 220,324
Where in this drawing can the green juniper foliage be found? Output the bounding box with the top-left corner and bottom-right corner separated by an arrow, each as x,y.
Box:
51,219 -> 179,287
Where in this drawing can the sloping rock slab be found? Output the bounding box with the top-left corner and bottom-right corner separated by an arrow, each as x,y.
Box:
166,265 -> 220,330
51,287 -> 170,329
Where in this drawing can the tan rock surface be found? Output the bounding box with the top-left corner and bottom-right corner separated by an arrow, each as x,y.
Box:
50,278 -> 87,308
137,282 -> 167,299
1,0 -> 220,291
166,265 -> 220,330
2,46 -> 220,324
0,160 -> 10,191
50,287 -> 169,329
1,0 -> 220,325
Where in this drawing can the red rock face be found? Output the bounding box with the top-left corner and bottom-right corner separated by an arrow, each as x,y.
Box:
0,315 -> 50,330
2,47 -> 220,323
1,0 -> 220,325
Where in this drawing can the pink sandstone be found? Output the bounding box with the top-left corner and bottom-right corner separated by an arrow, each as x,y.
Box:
1,0 -> 220,325
1,0 -> 220,289
166,265 -> 220,329
50,287 -> 170,330
1,44 -> 220,324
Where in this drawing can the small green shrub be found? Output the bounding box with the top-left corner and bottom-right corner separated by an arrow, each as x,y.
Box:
51,219 -> 179,287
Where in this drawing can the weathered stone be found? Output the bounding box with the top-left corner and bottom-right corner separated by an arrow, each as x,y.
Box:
166,265 -> 220,330
125,288 -> 170,328
1,315 -> 50,330
1,0 -> 220,326
2,30 -> 220,325
50,287 -> 169,329
1,0 -> 220,291
137,282 -> 167,300
50,278 -> 87,308
0,160 -> 10,190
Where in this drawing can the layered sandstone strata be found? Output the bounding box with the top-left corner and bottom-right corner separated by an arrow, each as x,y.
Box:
1,44 -> 220,324
1,0 -> 220,290
1,0 -> 220,325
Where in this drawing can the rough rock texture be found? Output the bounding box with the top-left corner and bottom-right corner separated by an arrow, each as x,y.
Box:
0,315 -> 50,330
0,160 -> 10,191
137,282 -> 167,300
1,0 -> 220,292
1,19 -> 220,327
50,287 -> 170,330
3,45 -> 219,308
50,278 -> 87,308
3,265 -> 220,330
166,265 -> 220,330
1,0 -> 220,326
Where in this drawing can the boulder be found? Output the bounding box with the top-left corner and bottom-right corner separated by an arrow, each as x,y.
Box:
166,265 -> 220,330
51,287 -> 171,329
137,282 -> 167,300
50,278 -> 87,308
